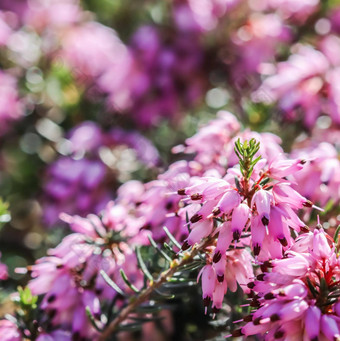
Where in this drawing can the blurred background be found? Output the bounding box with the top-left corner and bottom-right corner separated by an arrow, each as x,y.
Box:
0,0 -> 340,339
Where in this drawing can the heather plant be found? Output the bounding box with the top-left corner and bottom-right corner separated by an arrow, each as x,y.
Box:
1,0 -> 340,340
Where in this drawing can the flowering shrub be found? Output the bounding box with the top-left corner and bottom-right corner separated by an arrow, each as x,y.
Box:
1,0 -> 340,340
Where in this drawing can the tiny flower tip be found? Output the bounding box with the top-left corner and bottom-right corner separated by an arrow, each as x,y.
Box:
191,193 -> 203,200
261,216 -> 269,226
253,244 -> 261,256
300,225 -> 310,233
213,251 -> 222,263
278,237 -> 288,247
303,200 -> 313,208
190,214 -> 202,223
181,240 -> 190,251
212,207 -> 221,216
233,230 -> 241,241
256,274 -> 265,281
270,314 -> 280,322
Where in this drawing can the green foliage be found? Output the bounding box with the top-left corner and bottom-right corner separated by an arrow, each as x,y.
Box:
234,138 -> 261,180
0,199 -> 10,230
17,286 -> 38,310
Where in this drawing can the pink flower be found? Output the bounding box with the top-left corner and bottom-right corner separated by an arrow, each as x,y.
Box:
291,137 -> 340,207
24,0 -> 81,31
42,122 -> 159,227
174,112 -> 284,176
199,249 -> 254,313
0,71 -> 24,136
178,137 -> 312,258
173,0 -> 240,33
251,189 -> 272,226
23,202 -> 146,338
236,228 -> 340,340
60,21 -> 125,82
0,320 -> 21,341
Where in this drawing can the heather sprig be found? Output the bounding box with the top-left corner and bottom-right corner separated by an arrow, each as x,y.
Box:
234,137 -> 261,181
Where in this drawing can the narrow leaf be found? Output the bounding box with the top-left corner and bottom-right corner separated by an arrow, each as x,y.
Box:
120,269 -> 140,293
148,235 -> 172,262
136,246 -> 153,282
99,270 -> 127,298
334,224 -> 340,244
163,226 -> 181,249
85,306 -> 103,332
152,288 -> 175,299
163,242 -> 176,255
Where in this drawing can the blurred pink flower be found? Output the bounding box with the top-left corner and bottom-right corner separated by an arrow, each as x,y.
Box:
0,320 -> 21,341
0,71 -> 24,136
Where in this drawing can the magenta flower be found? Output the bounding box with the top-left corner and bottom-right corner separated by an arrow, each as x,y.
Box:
235,228 -> 340,341
178,145 -> 309,260
42,157 -> 111,226
41,122 -> 159,226
23,202 -> 146,339
230,13 -> 291,87
291,139 -> 340,207
254,0 -> 320,22
60,21 -> 125,84
198,247 -> 254,313
254,45 -> 328,128
115,161 -> 193,243
173,0 -> 240,33
100,24 -> 206,126
173,111 -> 284,176
0,1 -> 28,20
0,320 -> 21,341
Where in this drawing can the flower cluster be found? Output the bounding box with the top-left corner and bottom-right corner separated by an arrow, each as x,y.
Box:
99,25 -> 207,126
173,111 -> 284,176
291,137 -> 340,208
179,138 -> 309,258
42,122 -> 159,226
235,228 -> 340,340
18,201 -> 147,339
199,248 -> 254,313
176,137 -> 317,312
254,34 -> 340,127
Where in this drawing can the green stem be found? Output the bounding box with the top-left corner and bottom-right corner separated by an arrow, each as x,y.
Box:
98,238 -> 213,341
